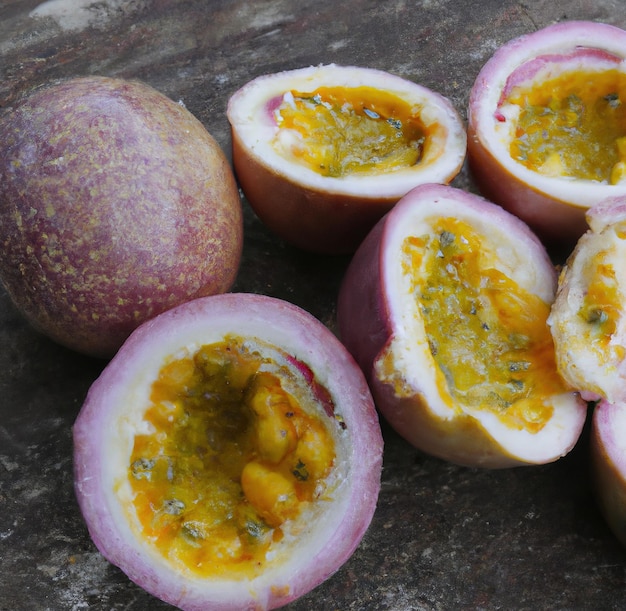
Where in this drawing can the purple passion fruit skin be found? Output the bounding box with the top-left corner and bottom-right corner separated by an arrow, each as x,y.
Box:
548,197 -> 626,405
227,64 -> 466,254
73,293 -> 383,611
337,183 -> 587,468
590,400 -> 626,548
468,21 -> 626,246
0,76 -> 243,358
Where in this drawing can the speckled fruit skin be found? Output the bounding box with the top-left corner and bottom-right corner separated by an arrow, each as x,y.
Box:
0,76 -> 243,358
590,401 -> 626,548
73,293 -> 383,611
337,183 -> 587,468
468,21 -> 626,247
227,64 -> 466,254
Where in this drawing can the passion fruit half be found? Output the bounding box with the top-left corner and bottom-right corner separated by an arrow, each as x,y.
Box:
468,21 -> 626,246
548,197 -> 626,404
337,183 -> 587,468
0,76 -> 243,358
73,293 -> 383,610
227,64 -> 466,254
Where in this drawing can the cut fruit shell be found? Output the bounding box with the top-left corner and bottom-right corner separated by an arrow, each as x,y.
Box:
228,64 -> 466,254
73,293 -> 383,611
548,196 -> 626,405
337,183 -> 587,468
468,21 -> 626,247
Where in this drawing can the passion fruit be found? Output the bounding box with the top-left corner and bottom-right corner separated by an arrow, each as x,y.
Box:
547,197 -> 626,549
547,197 -> 626,404
468,21 -> 626,246
337,183 -> 587,468
0,76 -> 243,358
590,400 -> 626,548
73,293 -> 383,610
227,64 -> 466,254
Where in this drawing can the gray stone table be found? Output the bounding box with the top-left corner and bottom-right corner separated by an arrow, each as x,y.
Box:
1,1 -> 625,609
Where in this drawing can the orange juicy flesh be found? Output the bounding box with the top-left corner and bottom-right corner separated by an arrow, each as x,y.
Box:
506,68 -> 626,182
402,218 -> 567,432
128,337 -> 336,577
274,86 -> 428,177
578,248 -> 625,363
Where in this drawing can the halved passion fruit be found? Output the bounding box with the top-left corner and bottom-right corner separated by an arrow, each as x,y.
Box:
73,293 -> 383,610
548,197 -> 626,404
227,64 -> 466,254
337,183 -> 587,468
468,21 -> 626,246
590,400 -> 626,548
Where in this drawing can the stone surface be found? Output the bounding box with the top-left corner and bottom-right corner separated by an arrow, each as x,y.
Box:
1,1 -> 626,609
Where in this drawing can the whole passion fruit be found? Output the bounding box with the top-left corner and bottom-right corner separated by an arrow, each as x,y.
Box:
73,293 -> 383,610
548,197 -> 626,404
468,21 -> 626,246
227,64 -> 466,254
0,76 -> 243,358
337,183 -> 587,468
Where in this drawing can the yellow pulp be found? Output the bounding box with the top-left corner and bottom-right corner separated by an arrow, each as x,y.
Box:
274,86 -> 427,177
402,218 -> 567,432
506,69 -> 626,182
128,337 -> 336,577
579,245 -> 625,363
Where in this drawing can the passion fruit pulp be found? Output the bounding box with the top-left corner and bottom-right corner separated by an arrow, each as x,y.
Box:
73,293 -> 383,610
269,86 -> 428,178
468,21 -> 626,246
507,63 -> 626,183
128,336 -> 337,575
228,64 -> 466,254
337,183 -> 587,468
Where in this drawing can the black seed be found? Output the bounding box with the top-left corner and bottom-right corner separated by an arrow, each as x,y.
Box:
439,230 -> 455,249
163,499 -> 185,515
